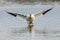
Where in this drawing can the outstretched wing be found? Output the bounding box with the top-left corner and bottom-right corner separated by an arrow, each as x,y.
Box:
6,11 -> 27,19
34,7 -> 53,17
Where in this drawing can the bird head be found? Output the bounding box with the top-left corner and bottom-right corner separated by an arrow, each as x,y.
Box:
29,12 -> 32,17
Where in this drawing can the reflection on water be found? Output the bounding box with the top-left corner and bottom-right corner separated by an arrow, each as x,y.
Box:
0,26 -> 60,40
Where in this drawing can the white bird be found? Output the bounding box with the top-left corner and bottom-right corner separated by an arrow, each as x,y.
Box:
6,7 -> 53,34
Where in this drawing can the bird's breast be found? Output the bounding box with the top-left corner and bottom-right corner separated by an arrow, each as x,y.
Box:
28,16 -> 35,21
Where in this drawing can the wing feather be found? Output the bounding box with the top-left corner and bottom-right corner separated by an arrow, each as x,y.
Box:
6,11 -> 27,19
34,7 -> 53,17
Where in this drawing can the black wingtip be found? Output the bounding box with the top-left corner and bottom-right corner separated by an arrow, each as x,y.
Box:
43,7 -> 53,15
5,11 -> 17,17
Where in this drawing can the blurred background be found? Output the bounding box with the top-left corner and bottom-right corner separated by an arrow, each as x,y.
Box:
0,0 -> 60,7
